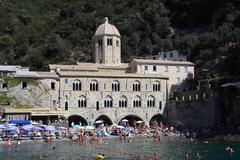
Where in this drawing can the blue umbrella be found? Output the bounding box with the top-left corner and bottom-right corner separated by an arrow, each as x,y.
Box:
73,125 -> 81,129
57,126 -> 67,130
6,125 -> 19,131
21,124 -> 35,131
0,124 -> 7,129
34,126 -> 44,131
41,125 -> 55,131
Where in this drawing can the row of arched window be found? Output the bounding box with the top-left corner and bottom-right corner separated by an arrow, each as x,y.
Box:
71,80 -> 161,92
64,95 -> 159,110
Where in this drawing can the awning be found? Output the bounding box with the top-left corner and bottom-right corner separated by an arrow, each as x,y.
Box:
9,120 -> 31,125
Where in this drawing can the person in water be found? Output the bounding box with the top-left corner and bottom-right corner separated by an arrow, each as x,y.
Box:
96,153 -> 105,160
154,152 -> 159,160
145,153 -> 150,160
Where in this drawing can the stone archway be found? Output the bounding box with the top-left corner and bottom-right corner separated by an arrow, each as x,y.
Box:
150,114 -> 167,128
119,114 -> 144,127
95,115 -> 113,126
68,115 -> 88,127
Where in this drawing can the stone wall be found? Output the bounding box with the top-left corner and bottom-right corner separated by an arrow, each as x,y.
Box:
168,91 -> 216,129
6,79 -> 55,108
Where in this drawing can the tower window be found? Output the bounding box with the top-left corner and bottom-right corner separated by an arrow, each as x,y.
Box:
98,39 -> 102,46
107,38 -> 112,46
116,40 -> 119,47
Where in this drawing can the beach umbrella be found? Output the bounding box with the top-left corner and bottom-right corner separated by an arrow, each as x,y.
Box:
34,126 -> 44,131
0,124 -> 7,129
6,125 -> 19,131
121,119 -> 129,122
73,125 -> 85,129
41,125 -> 55,131
22,124 -> 35,131
31,121 -> 39,125
95,120 -> 104,124
57,126 -> 67,130
117,125 -> 125,129
136,120 -> 144,124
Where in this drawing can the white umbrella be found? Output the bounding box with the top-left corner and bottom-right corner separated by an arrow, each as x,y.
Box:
8,123 -> 16,126
121,119 -> 129,122
95,120 -> 104,124
31,121 -> 39,125
85,126 -> 95,130
117,125 -> 125,129
136,120 -> 144,124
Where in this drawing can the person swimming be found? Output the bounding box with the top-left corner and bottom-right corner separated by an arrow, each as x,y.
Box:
154,152 -> 159,160
96,153 -> 105,160
145,153 -> 150,160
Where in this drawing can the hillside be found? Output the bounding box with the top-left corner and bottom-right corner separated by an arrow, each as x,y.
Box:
0,0 -> 239,80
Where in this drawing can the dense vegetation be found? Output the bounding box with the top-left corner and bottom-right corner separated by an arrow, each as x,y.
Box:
0,0 -> 239,80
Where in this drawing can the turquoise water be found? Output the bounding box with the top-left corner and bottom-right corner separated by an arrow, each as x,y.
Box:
0,137 -> 240,160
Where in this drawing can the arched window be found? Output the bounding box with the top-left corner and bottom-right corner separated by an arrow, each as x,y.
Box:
104,96 -> 113,107
153,81 -> 161,91
119,96 -> 127,107
73,80 -> 81,91
90,80 -> 98,91
133,80 -> 141,91
65,102 -> 68,110
78,96 -> 87,107
147,96 -> 155,107
112,80 -> 120,91
133,96 -> 141,107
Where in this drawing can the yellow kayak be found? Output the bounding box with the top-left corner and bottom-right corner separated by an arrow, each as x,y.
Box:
95,154 -> 105,159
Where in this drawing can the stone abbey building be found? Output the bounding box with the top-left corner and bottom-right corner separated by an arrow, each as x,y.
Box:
1,18 -> 194,126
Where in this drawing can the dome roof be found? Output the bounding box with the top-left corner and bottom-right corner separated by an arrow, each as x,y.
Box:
94,17 -> 120,37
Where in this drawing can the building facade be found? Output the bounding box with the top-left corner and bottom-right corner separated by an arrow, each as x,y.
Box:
1,17 -> 194,126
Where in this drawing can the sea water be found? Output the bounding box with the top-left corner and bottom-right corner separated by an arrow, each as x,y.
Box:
0,137 -> 239,160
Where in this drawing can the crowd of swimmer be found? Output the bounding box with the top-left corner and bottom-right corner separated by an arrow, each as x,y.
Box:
1,121 -> 236,160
